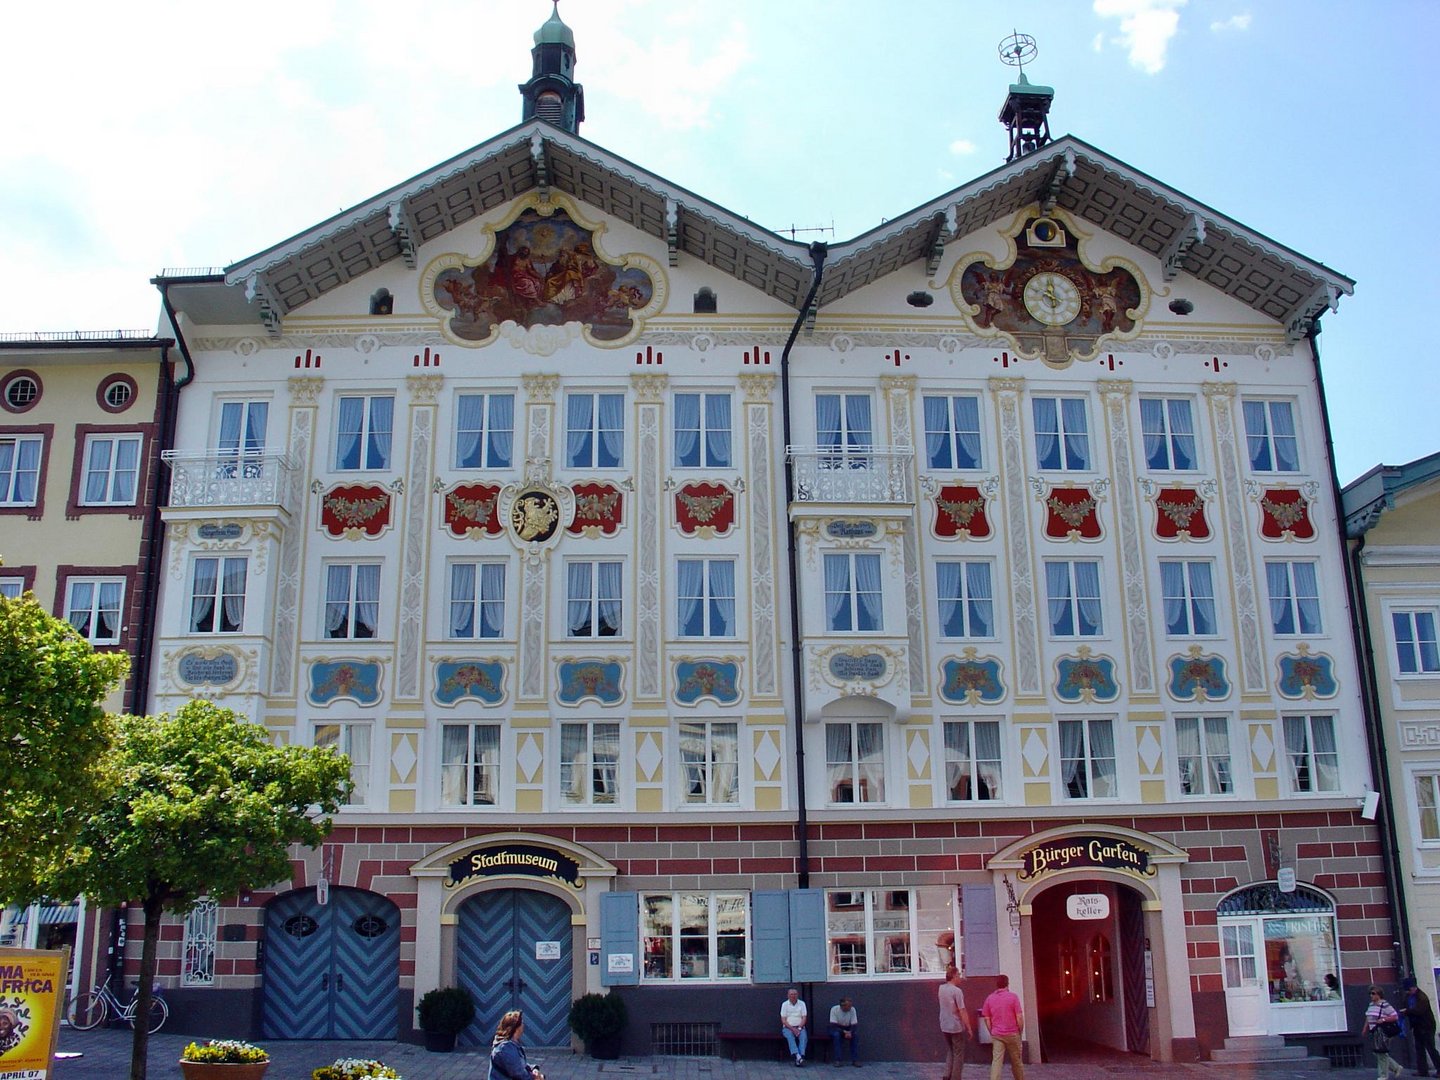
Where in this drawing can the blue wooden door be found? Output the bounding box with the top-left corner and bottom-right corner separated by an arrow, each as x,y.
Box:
261,887 -> 399,1039
457,889 -> 573,1048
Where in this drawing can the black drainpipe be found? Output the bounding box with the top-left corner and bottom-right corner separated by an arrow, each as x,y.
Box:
1311,318 -> 1413,976
780,242 -> 828,889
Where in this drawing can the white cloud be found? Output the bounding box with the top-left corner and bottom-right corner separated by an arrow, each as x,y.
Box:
950,139 -> 977,155
1093,0 -> 1187,74
1211,13 -> 1252,32
1092,32 -> 1106,53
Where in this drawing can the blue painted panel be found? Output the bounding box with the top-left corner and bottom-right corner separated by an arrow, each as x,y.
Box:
261,889 -> 334,1039
789,890 -> 829,983
599,892 -> 639,987
961,885 -> 998,976
751,891 -> 791,984
458,890 -> 518,1048
329,887 -> 400,1039
512,891 -> 573,1047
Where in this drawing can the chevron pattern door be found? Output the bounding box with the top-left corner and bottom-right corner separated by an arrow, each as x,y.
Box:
1119,889 -> 1150,1054
457,889 -> 573,1049
261,887 -> 400,1039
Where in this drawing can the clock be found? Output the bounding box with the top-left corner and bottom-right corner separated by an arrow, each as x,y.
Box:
1022,271 -> 1082,326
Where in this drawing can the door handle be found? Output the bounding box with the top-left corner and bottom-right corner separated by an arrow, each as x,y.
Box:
516,979 -> 526,994
336,973 -> 345,992
321,974 -> 329,990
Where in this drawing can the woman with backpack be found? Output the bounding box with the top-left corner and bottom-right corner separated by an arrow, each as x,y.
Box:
1364,985 -> 1407,1080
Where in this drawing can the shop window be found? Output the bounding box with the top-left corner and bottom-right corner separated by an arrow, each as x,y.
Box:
641,892 -> 747,981
824,886 -> 955,979
1217,882 -> 1341,1004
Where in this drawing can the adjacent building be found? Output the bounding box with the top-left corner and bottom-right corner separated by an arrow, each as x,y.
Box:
98,10 -> 1392,1064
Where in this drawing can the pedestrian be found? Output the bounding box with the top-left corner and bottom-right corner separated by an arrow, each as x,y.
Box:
782,986 -> 810,1066
979,974 -> 1025,1080
1401,976 -> 1440,1077
829,996 -> 860,1066
490,1010 -> 545,1080
1363,985 -> 1406,1080
939,964 -> 974,1080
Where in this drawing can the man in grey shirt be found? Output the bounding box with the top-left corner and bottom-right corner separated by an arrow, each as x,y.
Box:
939,965 -> 974,1080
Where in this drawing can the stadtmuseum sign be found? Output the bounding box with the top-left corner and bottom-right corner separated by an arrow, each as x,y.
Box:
1016,835 -> 1156,880
446,843 -> 582,890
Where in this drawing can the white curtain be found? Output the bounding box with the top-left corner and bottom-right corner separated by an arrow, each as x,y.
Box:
854,554 -> 882,631
1283,716 -> 1309,790
1033,398 -> 1059,469
824,555 -> 849,630
84,440 -> 112,502
67,581 -> 93,634
218,402 -> 243,454
221,558 -> 246,631
113,437 -> 139,502
856,723 -> 884,801
1168,399 -> 1195,469
1161,561 -> 1187,635
1176,717 -> 1201,793
706,393 -> 731,466
711,723 -> 738,803
5,439 -> 40,502
479,564 -> 505,638
936,561 -> 962,636
816,394 -> 842,463
326,566 -> 351,636
592,724 -> 619,803
1291,562 -> 1319,633
1059,720 -> 1085,796
473,726 -> 499,805
96,581 -> 121,640
354,564 -> 379,637
566,394 -> 591,467
943,722 -> 971,798
367,397 -> 393,469
455,394 -> 484,467
679,722 -> 707,800
597,562 -> 622,635
1270,402 -> 1298,471
190,558 -> 218,632
597,394 -> 624,467
709,560 -> 735,636
974,721 -> 1001,799
567,563 -> 592,635
1075,561 -> 1101,635
440,725 -> 469,805
348,725 -> 372,805
954,396 -> 981,467
1089,720 -> 1116,796
561,725 -> 587,803
336,397 -> 364,469
1204,717 -> 1231,793
450,563 -> 476,637
1046,562 -> 1071,635
1189,562 -> 1215,635
677,560 -> 704,636
1242,400 -> 1269,469
845,396 -> 872,450
489,395 -> 513,467
673,394 -> 700,467
826,724 -> 853,802
967,563 -> 993,637
1140,398 -> 1165,468
923,396 -> 950,468
1311,717 -> 1338,791
1061,398 -> 1089,469
1266,563 -> 1292,632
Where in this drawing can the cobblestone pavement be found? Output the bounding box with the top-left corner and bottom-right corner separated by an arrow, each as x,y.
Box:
51,1026 -> 1383,1080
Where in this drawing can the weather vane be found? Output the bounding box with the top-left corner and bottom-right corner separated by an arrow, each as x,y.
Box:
997,30 -> 1038,78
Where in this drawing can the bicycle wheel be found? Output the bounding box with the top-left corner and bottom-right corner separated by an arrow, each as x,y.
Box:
132,996 -> 168,1033
67,991 -> 108,1030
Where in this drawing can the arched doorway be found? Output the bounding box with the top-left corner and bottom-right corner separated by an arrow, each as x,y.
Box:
261,886 -> 400,1039
1029,880 -> 1149,1061
456,888 -> 574,1048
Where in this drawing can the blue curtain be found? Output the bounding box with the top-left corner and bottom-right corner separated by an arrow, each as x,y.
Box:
479,563 -> 505,637
597,561 -> 622,635
824,554 -> 849,630
1167,399 -> 1196,469
936,561 -> 963,636
567,562 -> 592,635
923,396 -> 950,468
566,395 -> 592,467
1061,398 -> 1089,470
673,393 -> 700,467
1074,561 -> 1101,635
489,394 -> 513,468
854,554 -> 882,631
709,560 -> 735,636
1033,398 -> 1060,469
455,394 -> 484,468
967,562 -> 993,637
677,559 -> 704,636
597,394 -> 624,467
450,563 -> 476,637
336,397 -> 364,469
367,397 -> 393,469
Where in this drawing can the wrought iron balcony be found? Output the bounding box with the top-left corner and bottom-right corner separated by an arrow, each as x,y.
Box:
787,446 -> 914,505
162,450 -> 296,509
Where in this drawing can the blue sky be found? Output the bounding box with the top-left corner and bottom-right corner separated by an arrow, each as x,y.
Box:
1,0 -> 1431,483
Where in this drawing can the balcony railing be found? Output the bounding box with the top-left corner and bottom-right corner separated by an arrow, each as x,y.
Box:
787,446 -> 914,504
162,450 -> 295,509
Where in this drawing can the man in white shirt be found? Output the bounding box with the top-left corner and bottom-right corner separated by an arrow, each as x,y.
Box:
781,987 -> 810,1066
829,996 -> 859,1065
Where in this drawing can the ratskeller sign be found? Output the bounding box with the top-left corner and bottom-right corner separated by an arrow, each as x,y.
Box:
1017,835 -> 1155,880
446,843 -> 583,890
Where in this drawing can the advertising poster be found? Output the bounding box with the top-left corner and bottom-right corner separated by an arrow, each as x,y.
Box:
0,947 -> 69,1080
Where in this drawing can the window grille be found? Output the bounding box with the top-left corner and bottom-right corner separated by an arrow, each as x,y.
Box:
650,1021 -> 718,1056
182,898 -> 219,986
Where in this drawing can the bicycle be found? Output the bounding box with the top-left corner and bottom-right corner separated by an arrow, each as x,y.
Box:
66,972 -> 168,1033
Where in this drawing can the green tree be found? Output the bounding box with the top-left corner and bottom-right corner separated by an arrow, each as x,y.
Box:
0,592 -> 127,904
46,700 -> 352,1080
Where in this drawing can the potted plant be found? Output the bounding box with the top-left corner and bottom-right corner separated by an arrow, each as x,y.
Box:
179,1039 -> 270,1080
415,985 -> 475,1053
312,1059 -> 403,1079
568,991 -> 627,1059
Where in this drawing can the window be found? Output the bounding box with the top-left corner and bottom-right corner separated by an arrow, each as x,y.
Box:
825,887 -> 955,978
448,562 -> 506,639
1220,923 -> 1258,989
1058,718 -> 1117,799
0,435 -> 42,505
565,392 -> 624,469
65,577 -> 125,644
560,722 -> 619,806
826,722 -> 885,804
334,395 -> 393,471
1177,716 -> 1233,795
678,721 -> 739,805
1282,714 -> 1339,793
1140,398 -> 1197,470
1045,560 -> 1103,637
1243,400 -> 1300,473
79,434 -> 142,505
936,561 -> 993,638
324,564 -> 380,639
1413,772 -> 1439,842
823,553 -> 882,633
0,578 -> 23,599
677,559 -> 735,637
454,392 -> 514,469
1265,562 -> 1321,636
1219,883 -> 1341,1004
181,899 -> 218,986
315,722 -> 372,806
2,373 -> 40,412
100,375 -> 136,413
566,561 -> 622,637
1058,937 -> 1081,999
1089,935 -> 1114,1001
816,393 -> 873,468
217,400 -> 268,477
942,720 -> 1002,801
642,893 -> 748,980
1160,560 -> 1216,636
923,394 -> 982,470
1032,396 -> 1091,471
189,557 -> 247,634
1394,611 -> 1440,674
440,723 -> 500,807
674,392 -> 731,468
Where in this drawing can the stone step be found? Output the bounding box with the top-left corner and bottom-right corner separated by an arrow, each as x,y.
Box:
1201,1055 -> 1331,1071
1209,1045 -> 1318,1064
1224,1035 -> 1287,1050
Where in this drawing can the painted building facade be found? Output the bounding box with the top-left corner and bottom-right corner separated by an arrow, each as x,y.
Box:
124,12 -> 1390,1064
1345,452 -> 1440,1015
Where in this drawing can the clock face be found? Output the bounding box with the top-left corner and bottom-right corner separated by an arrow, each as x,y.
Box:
1022,271 -> 1082,326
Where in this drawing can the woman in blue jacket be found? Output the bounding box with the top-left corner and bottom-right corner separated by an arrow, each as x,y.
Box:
490,1010 -> 545,1080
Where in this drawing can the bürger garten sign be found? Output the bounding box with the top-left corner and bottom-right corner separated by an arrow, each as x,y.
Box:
1016,835 -> 1155,880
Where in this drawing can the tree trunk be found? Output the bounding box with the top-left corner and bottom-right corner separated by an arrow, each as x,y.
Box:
130,895 -> 163,1080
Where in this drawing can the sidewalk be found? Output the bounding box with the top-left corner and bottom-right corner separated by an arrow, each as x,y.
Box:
50,1026 -> 1380,1080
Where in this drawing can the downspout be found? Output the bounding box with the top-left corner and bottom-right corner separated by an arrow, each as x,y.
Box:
1311,318 -> 1413,976
781,242 -> 828,889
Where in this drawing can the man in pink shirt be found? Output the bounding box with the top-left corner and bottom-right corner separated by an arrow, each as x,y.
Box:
979,974 -> 1024,1080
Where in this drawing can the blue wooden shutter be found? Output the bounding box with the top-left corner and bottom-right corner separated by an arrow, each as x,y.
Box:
789,889 -> 829,983
599,891 -> 639,986
752,890 -> 792,984
961,884 -> 998,976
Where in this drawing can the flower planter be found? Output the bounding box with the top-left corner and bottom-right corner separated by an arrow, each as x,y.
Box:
423,1029 -> 458,1053
179,1061 -> 270,1080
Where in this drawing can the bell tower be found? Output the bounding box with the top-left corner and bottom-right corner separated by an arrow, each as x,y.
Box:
520,2 -> 586,134
997,32 -> 1053,163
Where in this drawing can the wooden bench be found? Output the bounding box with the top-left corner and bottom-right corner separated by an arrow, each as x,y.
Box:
717,1030 -> 828,1062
